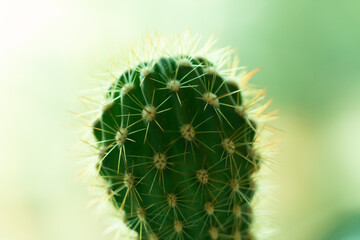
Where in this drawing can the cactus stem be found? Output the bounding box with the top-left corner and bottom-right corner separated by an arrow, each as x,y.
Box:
84,33 -> 275,240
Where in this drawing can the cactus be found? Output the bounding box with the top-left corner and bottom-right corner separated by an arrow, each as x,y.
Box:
84,34 -> 272,240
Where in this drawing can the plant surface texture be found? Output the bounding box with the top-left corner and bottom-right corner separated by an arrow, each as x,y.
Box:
80,33 -> 275,240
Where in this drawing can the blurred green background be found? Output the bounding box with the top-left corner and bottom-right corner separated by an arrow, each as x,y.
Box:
1,0 -> 360,239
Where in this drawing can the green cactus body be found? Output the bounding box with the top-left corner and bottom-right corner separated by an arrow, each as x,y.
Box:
91,40 -> 261,240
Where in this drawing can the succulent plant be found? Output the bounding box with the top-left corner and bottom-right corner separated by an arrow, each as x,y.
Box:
82,33 -> 273,240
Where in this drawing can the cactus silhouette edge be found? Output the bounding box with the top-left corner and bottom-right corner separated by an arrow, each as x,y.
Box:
79,32 -> 276,240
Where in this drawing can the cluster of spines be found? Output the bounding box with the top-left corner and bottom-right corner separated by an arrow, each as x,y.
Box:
89,53 -> 265,240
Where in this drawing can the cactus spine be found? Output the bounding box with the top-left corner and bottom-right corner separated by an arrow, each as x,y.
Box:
85,34 -> 271,240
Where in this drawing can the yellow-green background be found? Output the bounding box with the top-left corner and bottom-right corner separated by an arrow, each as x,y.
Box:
1,0 -> 359,239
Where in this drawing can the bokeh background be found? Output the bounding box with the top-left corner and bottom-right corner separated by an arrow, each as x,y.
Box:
1,0 -> 360,239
